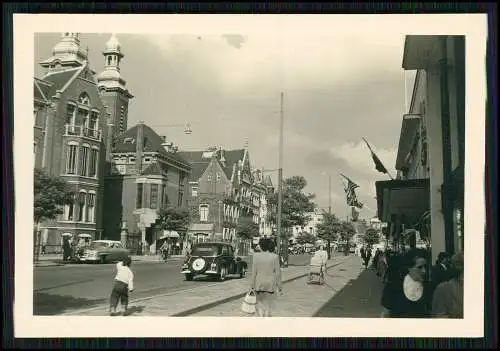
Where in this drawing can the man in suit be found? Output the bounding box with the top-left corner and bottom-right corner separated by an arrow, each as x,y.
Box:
430,252 -> 451,294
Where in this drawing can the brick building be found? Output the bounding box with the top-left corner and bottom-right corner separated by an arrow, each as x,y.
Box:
33,33 -> 133,252
178,145 -> 273,245
103,122 -> 191,254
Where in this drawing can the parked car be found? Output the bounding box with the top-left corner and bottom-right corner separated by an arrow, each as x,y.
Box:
79,240 -> 130,264
181,242 -> 248,281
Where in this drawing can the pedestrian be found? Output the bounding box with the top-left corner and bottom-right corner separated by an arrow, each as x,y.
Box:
430,252 -> 452,294
250,237 -> 283,317
159,240 -> 168,262
109,256 -> 134,316
62,236 -> 71,261
361,245 -> 371,268
380,248 -> 431,318
431,251 -> 464,318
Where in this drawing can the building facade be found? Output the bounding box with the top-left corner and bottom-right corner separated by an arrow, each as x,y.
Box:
103,122 -> 191,254
376,35 -> 465,263
178,145 -> 273,245
291,208 -> 324,238
33,33 -> 133,252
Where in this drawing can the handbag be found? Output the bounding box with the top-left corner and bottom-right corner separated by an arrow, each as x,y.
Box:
241,290 -> 257,314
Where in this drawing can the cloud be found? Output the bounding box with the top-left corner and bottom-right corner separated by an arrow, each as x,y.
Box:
221,34 -> 247,49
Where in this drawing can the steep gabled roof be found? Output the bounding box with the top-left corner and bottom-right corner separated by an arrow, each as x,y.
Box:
112,124 -> 191,169
34,67 -> 82,100
178,148 -> 246,183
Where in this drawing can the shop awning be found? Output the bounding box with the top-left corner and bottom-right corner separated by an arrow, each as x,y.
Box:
375,178 -> 430,225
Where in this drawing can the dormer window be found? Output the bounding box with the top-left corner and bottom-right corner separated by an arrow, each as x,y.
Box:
78,93 -> 90,106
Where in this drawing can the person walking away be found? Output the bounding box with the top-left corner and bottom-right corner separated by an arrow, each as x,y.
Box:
159,240 -> 168,262
309,245 -> 328,282
109,256 -> 134,316
250,238 -> 283,317
373,248 -> 381,271
432,251 -> 464,318
380,248 -> 431,318
62,236 -> 71,261
430,252 -> 452,295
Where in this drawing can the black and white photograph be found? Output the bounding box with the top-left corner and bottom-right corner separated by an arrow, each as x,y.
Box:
14,14 -> 487,338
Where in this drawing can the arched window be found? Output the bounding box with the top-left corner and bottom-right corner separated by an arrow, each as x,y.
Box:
78,93 -> 90,106
107,56 -> 112,66
77,190 -> 87,222
64,193 -> 76,221
87,191 -> 96,223
66,141 -> 79,174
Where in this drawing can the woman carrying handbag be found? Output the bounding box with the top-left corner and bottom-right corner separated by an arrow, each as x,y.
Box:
248,238 -> 283,317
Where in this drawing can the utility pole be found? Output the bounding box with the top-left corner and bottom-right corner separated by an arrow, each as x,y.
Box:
328,174 -> 332,214
277,92 -> 284,266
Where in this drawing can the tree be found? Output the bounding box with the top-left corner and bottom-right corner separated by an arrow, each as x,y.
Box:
295,231 -> 316,245
236,215 -> 259,241
339,220 -> 356,244
363,228 -> 380,247
34,169 -> 72,262
316,212 -> 341,259
267,175 -> 316,239
158,206 -> 191,232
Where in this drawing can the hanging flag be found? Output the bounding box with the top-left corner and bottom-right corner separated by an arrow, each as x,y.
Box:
340,174 -> 363,208
362,137 -> 393,179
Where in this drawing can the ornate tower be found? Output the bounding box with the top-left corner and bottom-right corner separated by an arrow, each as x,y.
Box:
39,32 -> 88,72
97,33 -> 134,140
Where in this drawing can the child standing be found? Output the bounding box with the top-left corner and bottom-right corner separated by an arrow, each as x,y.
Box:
109,256 -> 134,316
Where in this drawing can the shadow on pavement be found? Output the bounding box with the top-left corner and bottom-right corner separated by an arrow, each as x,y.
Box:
313,268 -> 385,318
33,292 -> 105,315
123,305 -> 145,316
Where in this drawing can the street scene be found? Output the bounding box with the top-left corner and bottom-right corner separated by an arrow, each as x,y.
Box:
32,24 -> 471,321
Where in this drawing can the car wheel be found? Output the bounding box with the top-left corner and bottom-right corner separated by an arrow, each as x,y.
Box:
100,255 -> 107,264
219,266 -> 227,281
185,273 -> 194,281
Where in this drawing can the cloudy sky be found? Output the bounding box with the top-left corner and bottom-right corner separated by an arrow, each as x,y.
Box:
34,28 -> 417,219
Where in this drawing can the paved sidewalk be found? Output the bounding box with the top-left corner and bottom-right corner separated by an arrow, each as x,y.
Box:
313,265 -> 385,318
191,255 -> 364,317
63,256 -> 351,317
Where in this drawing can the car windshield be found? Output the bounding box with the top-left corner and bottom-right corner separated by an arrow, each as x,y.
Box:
191,245 -> 221,256
89,242 -> 109,249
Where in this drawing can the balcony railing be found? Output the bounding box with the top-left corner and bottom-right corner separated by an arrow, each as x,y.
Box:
64,124 -> 102,141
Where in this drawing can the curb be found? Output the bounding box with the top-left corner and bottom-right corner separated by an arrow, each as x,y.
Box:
171,260 -> 345,317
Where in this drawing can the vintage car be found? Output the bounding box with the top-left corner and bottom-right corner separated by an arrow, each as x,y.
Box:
181,242 -> 248,281
79,240 -> 130,264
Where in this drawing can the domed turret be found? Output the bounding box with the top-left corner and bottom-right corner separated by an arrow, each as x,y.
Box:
40,32 -> 88,70
97,33 -> 127,90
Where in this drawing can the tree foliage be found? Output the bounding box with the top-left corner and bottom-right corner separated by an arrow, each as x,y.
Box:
236,215 -> 260,240
34,169 -> 72,225
363,228 -> 380,247
267,175 -> 316,232
158,206 -> 191,232
316,212 -> 341,243
339,220 -> 356,243
295,231 -> 316,245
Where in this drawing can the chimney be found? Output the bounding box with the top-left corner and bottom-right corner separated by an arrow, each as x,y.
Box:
219,147 -> 226,166
136,121 -> 144,175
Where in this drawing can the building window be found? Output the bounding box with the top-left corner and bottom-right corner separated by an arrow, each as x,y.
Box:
150,184 -> 158,209
89,111 -> 99,131
77,191 -> 86,222
136,183 -> 143,209
199,205 -> 209,222
207,174 -> 212,182
178,191 -> 184,207
191,186 -> 198,197
64,193 -> 76,220
79,145 -> 90,176
78,108 -> 89,128
66,143 -> 78,174
78,93 -> 90,105
120,106 -> 126,133
66,104 -> 76,125
86,193 -> 95,223
162,184 -> 168,206
216,173 -> 221,182
89,148 -> 99,177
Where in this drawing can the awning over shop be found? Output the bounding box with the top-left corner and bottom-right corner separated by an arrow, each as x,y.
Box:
159,230 -> 180,239
375,178 -> 430,225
